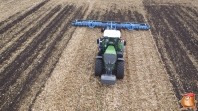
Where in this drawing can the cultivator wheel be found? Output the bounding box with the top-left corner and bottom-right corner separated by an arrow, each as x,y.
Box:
95,58 -> 103,76
116,60 -> 124,79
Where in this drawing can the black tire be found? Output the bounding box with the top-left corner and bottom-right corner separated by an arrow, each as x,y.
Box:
117,51 -> 123,58
95,58 -> 103,76
124,41 -> 126,46
97,39 -> 99,44
116,60 -> 124,79
98,51 -> 103,56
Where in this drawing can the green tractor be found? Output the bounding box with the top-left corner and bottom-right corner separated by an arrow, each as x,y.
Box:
95,29 -> 126,85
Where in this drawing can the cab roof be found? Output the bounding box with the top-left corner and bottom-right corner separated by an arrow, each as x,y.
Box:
103,30 -> 121,38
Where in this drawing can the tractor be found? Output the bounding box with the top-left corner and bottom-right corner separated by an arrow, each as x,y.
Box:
95,29 -> 126,84
72,19 -> 150,85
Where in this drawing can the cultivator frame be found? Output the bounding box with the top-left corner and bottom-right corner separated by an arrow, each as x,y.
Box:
72,19 -> 150,30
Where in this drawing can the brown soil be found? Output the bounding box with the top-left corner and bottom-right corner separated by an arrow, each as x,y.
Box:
0,0 -> 197,110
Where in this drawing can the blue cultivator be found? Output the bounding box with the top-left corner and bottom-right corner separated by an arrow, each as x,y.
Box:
71,19 -> 150,30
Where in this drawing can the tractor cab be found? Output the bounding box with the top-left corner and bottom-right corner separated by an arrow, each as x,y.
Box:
101,30 -> 125,51
97,29 -> 126,58
103,30 -> 121,47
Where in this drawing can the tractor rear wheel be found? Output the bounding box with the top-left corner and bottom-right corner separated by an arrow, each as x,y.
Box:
116,61 -> 124,79
95,58 -> 103,76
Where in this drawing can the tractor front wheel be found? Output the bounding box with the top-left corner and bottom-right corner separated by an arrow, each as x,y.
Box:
95,58 -> 103,76
116,61 -> 124,79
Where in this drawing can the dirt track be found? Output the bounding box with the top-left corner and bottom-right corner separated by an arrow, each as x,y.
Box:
0,0 -> 197,110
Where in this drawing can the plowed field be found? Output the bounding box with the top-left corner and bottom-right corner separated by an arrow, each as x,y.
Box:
0,0 -> 197,110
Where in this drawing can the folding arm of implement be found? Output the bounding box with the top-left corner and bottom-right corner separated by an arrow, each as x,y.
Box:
71,19 -> 150,30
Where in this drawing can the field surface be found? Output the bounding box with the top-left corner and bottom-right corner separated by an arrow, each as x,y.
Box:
0,0 -> 197,110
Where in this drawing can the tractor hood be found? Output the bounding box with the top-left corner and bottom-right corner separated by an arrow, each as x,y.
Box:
104,46 -> 117,68
103,30 -> 121,38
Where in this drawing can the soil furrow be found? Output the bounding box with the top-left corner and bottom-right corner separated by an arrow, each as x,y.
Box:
1,0 -> 197,110
9,5 -> 87,111
0,5 -> 62,93
122,31 -> 139,110
180,6 -> 198,25
160,5 -> 198,89
101,11 -> 110,21
140,30 -> 160,109
86,10 -> 95,20
28,26 -> 76,111
0,5 -> 65,110
144,5 -> 198,103
173,5 -> 198,38
0,0 -> 49,34
0,12 -> 21,27
0,1 -> 56,48
75,10 -> 102,110
127,9 -> 136,22
0,5 -> 60,65
0,5 -> 61,74
145,4 -> 181,97
0,4 -> 77,110
143,30 -> 180,110
31,6 -> 90,111
0,8 -> 50,49
0,4 -> 69,93
133,11 -> 145,22
161,5 -> 198,65
185,6 -> 198,18
112,8 -> 135,110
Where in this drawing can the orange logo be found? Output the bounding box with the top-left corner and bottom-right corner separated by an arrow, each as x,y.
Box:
180,93 -> 197,111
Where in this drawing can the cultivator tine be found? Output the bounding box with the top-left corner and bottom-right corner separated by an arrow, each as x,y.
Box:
72,19 -> 150,31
